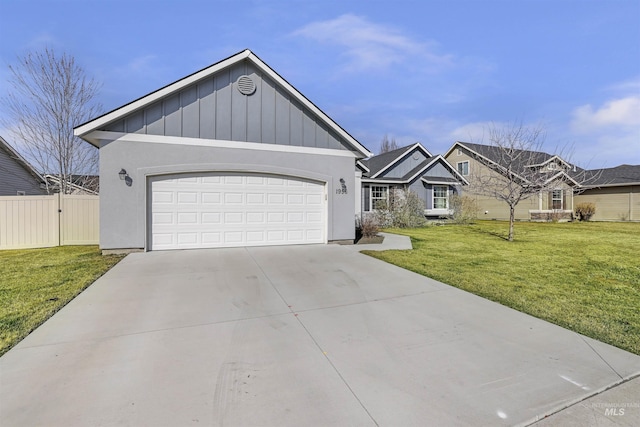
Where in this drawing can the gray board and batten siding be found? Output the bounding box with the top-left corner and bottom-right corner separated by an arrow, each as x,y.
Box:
382,150 -> 429,178
102,60 -> 350,152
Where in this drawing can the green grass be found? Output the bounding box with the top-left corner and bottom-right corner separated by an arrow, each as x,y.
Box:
364,221 -> 640,355
0,246 -> 123,356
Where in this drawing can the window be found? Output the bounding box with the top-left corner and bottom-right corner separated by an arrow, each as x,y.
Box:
370,185 -> 388,210
433,185 -> 448,209
457,161 -> 469,176
552,190 -> 563,210
547,163 -> 557,170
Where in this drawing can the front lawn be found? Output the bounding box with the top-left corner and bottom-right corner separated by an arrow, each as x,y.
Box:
364,221 -> 640,355
0,246 -> 123,356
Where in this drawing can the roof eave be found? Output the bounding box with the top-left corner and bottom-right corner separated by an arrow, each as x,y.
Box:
371,142 -> 432,178
74,49 -> 372,158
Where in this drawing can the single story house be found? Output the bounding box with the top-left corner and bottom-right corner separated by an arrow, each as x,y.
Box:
75,49 -> 371,252
357,143 -> 468,217
573,164 -> 639,221
0,135 -> 47,196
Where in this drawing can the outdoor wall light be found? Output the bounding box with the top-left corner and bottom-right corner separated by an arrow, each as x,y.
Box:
119,168 -> 127,180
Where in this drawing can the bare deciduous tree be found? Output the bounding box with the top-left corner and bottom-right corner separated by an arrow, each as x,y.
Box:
2,48 -> 101,194
379,134 -> 399,154
465,122 -> 598,241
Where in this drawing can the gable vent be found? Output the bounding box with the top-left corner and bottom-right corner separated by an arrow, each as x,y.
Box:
236,75 -> 256,95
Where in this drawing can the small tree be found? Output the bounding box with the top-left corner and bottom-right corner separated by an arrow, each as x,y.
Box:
2,48 -> 102,194
379,134 -> 399,154
448,195 -> 479,224
464,122 -> 597,241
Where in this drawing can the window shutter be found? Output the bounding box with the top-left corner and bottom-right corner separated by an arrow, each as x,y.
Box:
364,185 -> 370,212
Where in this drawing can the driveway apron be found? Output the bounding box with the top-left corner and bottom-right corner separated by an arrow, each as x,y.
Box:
1,244 -> 639,426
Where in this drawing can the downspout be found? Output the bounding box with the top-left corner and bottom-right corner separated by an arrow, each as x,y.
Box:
57,191 -> 62,247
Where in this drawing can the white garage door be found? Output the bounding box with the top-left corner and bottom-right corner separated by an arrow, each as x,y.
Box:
149,173 -> 326,250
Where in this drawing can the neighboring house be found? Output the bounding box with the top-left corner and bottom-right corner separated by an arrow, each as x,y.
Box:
75,49 -> 371,252
44,174 -> 99,195
444,141 -> 583,221
573,164 -> 639,221
0,135 -> 47,196
358,143 -> 468,217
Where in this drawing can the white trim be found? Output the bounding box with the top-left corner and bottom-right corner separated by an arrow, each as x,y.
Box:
85,131 -> 359,158
356,159 -> 370,173
526,155 -> 571,169
421,178 -> 461,186
432,184 -> 449,210
361,178 -> 405,184
369,184 -> 389,211
74,50 -> 372,158
371,142 -> 433,178
363,155 -> 468,186
456,160 -> 469,176
551,188 -> 564,210
425,208 -> 452,216
543,171 -> 580,186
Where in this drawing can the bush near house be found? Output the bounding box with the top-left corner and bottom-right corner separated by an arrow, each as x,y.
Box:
365,221 -> 640,355
375,188 -> 426,228
448,195 -> 479,224
356,214 -> 380,238
575,202 -> 596,221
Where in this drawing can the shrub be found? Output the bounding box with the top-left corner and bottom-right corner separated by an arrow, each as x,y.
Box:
575,202 -> 596,221
356,214 -> 380,238
448,195 -> 479,224
374,188 -> 426,228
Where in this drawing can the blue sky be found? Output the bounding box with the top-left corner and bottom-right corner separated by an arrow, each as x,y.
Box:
1,0 -> 639,167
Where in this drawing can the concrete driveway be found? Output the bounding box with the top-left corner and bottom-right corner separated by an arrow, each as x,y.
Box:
1,242 -> 639,426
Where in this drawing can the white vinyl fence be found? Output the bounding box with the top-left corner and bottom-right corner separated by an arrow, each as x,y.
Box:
0,194 -> 99,250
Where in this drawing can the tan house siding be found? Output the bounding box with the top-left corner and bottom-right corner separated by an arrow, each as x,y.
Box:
574,185 -> 638,221
445,148 -> 572,221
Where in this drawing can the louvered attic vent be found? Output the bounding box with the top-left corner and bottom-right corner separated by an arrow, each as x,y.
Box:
236,75 -> 256,95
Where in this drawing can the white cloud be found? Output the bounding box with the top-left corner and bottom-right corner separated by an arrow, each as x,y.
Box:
292,14 -> 453,73
571,95 -> 640,132
568,92 -> 640,166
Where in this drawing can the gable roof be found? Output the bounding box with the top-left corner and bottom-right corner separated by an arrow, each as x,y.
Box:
582,164 -> 640,187
361,143 -> 433,178
446,141 -> 580,185
74,49 -> 371,158
362,154 -> 469,185
0,135 -> 46,185
446,141 -> 556,170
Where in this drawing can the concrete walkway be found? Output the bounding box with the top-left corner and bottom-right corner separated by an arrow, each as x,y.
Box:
346,232 -> 413,251
1,243 -> 638,426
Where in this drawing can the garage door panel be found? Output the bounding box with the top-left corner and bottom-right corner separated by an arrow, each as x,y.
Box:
202,193 -> 221,204
150,173 -> 325,250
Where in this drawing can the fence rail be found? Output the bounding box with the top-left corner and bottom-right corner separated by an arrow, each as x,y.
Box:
0,194 -> 99,250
